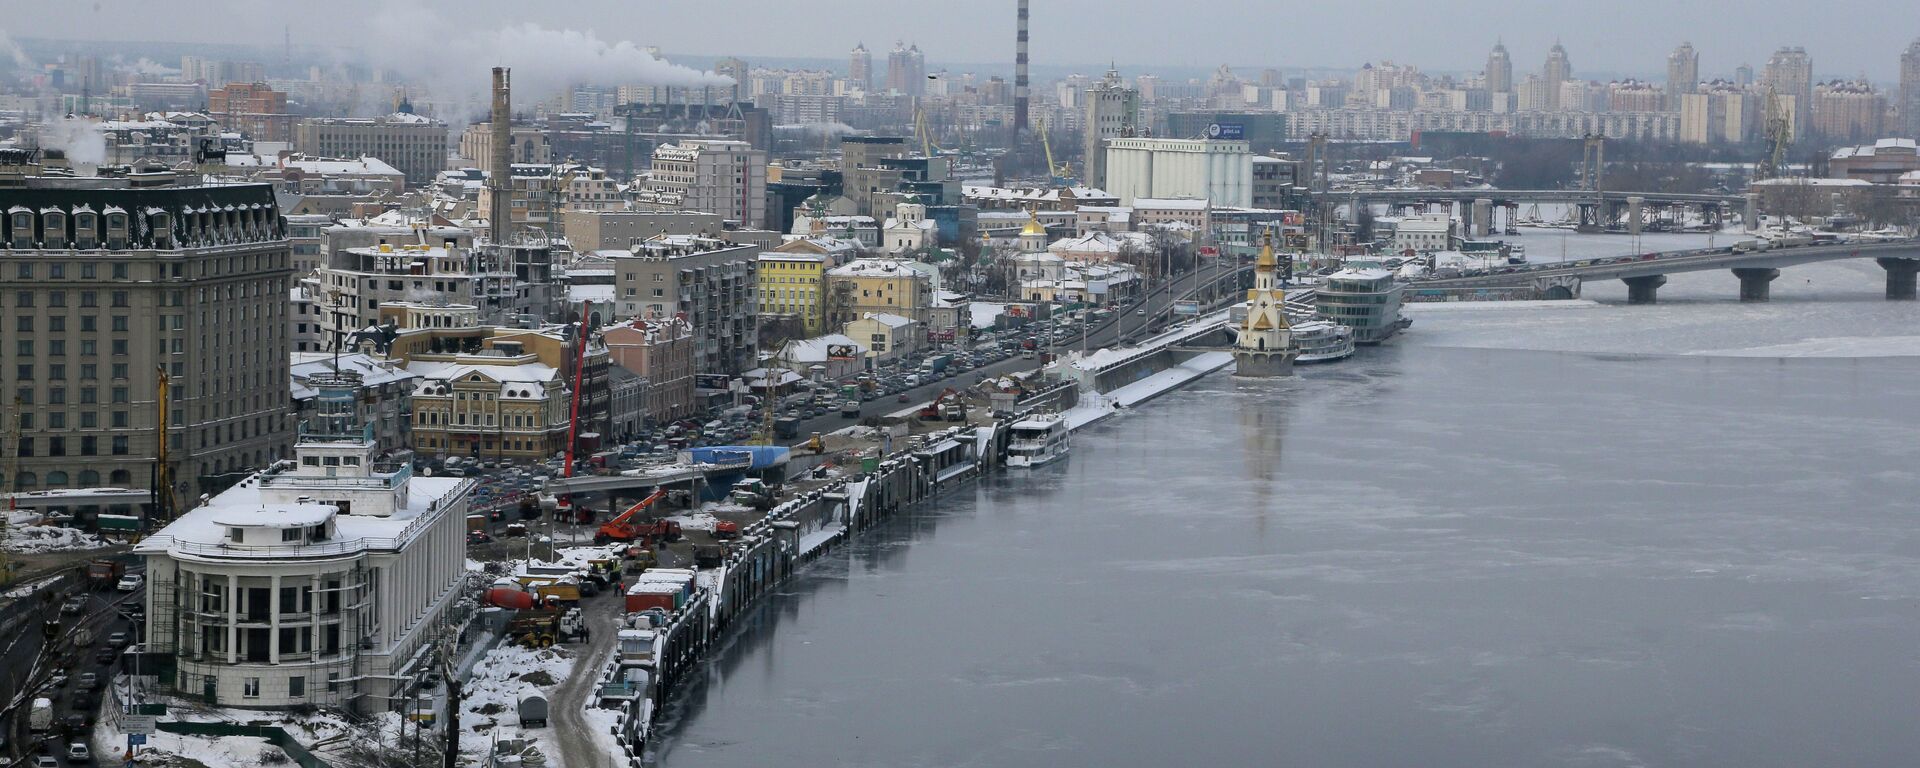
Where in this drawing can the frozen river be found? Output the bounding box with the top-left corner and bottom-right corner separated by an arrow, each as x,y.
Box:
649,276 -> 1920,767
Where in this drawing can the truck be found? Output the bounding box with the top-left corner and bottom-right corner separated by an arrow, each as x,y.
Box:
466,515 -> 488,533
517,695 -> 549,728
920,354 -> 953,376
773,417 -> 801,440
29,698 -> 52,731
85,560 -> 125,590
840,400 -> 861,418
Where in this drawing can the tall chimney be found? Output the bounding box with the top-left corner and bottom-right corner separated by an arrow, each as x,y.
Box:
489,66 -> 512,244
1013,0 -> 1030,141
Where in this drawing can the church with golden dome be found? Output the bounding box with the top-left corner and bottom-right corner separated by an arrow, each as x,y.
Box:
1233,233 -> 1298,377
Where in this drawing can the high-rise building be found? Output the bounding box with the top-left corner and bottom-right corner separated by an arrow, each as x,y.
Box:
637,139 -> 768,228
0,150 -> 292,502
1764,47 -> 1814,136
1666,42 -> 1699,105
294,114 -> 447,186
715,57 -> 749,102
1543,43 -> 1572,110
612,236 -> 759,376
208,82 -> 293,142
1485,41 -> 1514,111
1679,84 -> 1750,144
886,42 -> 926,96
1900,38 -> 1920,137
1735,64 -> 1755,88
1811,80 -> 1887,142
850,43 -> 873,92
1081,69 -> 1140,189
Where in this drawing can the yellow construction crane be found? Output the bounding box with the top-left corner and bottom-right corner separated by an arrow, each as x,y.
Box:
155,367 -> 174,522
1758,86 -> 1791,181
914,100 -> 945,157
1039,127 -> 1074,184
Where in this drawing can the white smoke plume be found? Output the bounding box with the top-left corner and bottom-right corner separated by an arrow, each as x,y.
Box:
360,12 -> 732,124
0,28 -> 33,70
41,117 -> 106,166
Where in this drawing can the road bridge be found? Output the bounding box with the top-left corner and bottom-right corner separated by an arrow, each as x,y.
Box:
1409,239 -> 1920,303
1310,188 -> 1751,235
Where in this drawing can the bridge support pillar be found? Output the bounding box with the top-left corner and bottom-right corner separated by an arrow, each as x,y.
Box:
1878,257 -> 1919,300
1623,274 -> 1666,304
1471,198 -> 1493,237
1626,196 -> 1645,235
1733,267 -> 1779,302
1743,194 -> 1759,232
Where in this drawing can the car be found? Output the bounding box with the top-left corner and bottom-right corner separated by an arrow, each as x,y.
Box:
468,530 -> 494,545
116,573 -> 144,592
106,632 -> 128,649
62,711 -> 90,730
896,393 -> 911,403
47,671 -> 68,688
65,743 -> 89,763
76,673 -> 98,691
34,754 -> 57,768
59,596 -> 87,615
94,647 -> 117,665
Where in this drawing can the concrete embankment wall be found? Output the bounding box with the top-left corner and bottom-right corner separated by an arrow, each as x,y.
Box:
595,423 -> 996,765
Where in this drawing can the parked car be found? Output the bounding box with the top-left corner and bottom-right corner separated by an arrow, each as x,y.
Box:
33,754 -> 57,768
76,673 -> 98,691
106,632 -> 128,648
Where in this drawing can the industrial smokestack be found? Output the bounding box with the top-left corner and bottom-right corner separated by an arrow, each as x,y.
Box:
489,66 -> 512,244
1013,0 -> 1030,141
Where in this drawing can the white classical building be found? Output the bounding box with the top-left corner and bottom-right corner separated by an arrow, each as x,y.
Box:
1103,137 -> 1252,207
137,371 -> 472,713
1393,213 -> 1454,253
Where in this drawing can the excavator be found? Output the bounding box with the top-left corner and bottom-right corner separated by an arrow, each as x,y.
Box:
919,388 -> 966,422
593,489 -> 678,545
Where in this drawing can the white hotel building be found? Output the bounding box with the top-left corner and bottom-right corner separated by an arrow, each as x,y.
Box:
138,370 -> 472,712
1102,137 -> 1252,208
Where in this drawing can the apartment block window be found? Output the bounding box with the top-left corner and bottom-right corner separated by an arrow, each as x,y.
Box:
111,316 -> 128,332
111,340 -> 127,356
243,678 -> 260,698
112,363 -> 127,380
15,364 -> 29,381
113,436 -> 129,455
45,413 -> 60,429
80,292 -> 96,307
47,316 -> 62,332
14,316 -> 30,332
15,340 -> 30,356
13,292 -> 29,307
48,291 -> 64,307
80,387 -> 96,404
48,340 -> 63,357
47,437 -> 63,456
112,263 -> 129,279
80,436 -> 95,455
80,315 -> 95,331
289,676 -> 305,698
14,264 -> 28,278
111,291 -> 128,307
112,411 -> 127,428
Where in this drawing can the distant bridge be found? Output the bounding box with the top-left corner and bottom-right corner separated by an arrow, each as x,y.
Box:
1309,188 -> 1751,235
1408,239 -> 1920,303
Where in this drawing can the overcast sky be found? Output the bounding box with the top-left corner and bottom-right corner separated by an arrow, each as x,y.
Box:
6,0 -> 1915,81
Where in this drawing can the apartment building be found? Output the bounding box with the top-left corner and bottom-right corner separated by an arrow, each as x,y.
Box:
612,236 -> 758,376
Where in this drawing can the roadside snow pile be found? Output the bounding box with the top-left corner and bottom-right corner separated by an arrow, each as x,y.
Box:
4,525 -> 108,553
91,701 -> 358,767
460,644 -> 575,737
665,512 -> 719,533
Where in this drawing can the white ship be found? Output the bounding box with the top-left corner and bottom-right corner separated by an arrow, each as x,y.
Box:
1292,320 -> 1355,364
1005,413 -> 1071,468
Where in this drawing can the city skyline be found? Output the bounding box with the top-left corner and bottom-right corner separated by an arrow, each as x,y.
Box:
5,0 -> 1919,83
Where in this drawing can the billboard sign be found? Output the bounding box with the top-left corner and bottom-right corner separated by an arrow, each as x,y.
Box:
826,344 -> 858,361
1173,301 -> 1201,316
1205,122 -> 1245,140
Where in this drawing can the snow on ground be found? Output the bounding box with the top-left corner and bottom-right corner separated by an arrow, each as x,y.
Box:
971,301 -> 1007,329
3,574 -> 59,599
3,524 -> 108,553
1064,351 -> 1234,430
91,699 -> 358,767
666,511 -> 719,533
458,643 -> 575,760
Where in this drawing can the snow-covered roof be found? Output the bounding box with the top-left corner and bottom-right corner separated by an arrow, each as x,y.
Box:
856,312 -> 913,328
135,472 -> 465,552
1133,197 -> 1209,210
1831,138 -> 1919,159
783,334 -> 864,362
569,284 -> 616,304
1330,268 -> 1395,280
828,258 -> 932,278
1751,177 -> 1873,187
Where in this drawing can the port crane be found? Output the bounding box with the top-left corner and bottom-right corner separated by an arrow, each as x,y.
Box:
1758,86 -> 1792,181
1039,127 -> 1075,185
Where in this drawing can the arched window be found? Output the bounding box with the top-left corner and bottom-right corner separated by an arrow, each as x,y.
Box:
110,469 -> 131,485
15,472 -> 35,489
10,211 -> 32,249
45,471 -> 68,486
78,470 -> 99,485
